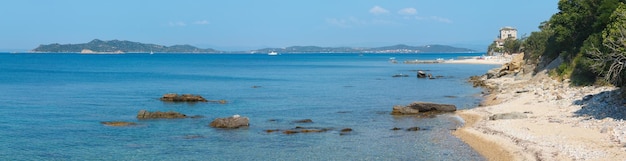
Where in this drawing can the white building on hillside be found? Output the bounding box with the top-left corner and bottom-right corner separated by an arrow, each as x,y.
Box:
495,26 -> 518,48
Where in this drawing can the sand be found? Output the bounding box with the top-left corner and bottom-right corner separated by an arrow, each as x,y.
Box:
453,66 -> 626,160
443,56 -> 511,65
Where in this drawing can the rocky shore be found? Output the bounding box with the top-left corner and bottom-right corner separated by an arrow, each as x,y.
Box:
454,54 -> 626,160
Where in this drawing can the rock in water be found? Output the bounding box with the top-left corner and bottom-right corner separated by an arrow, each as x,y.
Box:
136,110 -> 187,119
293,119 -> 313,123
417,71 -> 427,78
209,115 -> 250,128
391,102 -> 456,115
101,121 -> 137,126
391,105 -> 421,115
159,93 -> 208,102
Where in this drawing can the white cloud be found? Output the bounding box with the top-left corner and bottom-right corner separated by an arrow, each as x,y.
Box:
326,17 -> 365,28
326,18 -> 351,28
168,21 -> 187,27
369,6 -> 389,15
430,16 -> 453,23
194,20 -> 210,25
398,8 -> 417,15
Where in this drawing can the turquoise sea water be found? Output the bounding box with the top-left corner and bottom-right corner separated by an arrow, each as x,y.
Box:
0,53 -> 495,160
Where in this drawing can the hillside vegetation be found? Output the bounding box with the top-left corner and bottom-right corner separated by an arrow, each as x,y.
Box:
524,0 -> 626,88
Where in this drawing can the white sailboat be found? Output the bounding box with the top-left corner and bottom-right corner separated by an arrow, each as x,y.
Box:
268,51 -> 278,56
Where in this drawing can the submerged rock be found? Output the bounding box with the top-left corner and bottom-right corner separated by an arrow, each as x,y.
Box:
293,119 -> 314,123
406,127 -> 421,131
391,102 -> 457,115
101,121 -> 137,126
282,127 -> 330,134
160,93 -> 208,102
209,115 -> 250,128
136,110 -> 187,119
207,99 -> 228,104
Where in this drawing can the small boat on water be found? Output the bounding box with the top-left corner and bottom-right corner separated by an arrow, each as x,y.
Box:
268,51 -> 279,56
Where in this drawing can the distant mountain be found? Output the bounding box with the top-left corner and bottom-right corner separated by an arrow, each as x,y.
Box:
250,44 -> 475,53
31,39 -> 475,54
32,39 -> 219,53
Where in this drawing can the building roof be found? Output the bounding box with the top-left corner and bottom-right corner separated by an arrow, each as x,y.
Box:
500,26 -> 517,31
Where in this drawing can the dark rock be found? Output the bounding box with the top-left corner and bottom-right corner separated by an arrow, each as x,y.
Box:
406,127 -> 421,131
293,119 -> 313,123
101,121 -> 137,126
391,102 -> 456,115
265,129 -> 280,133
427,73 -> 435,79
300,129 -> 328,133
489,112 -> 527,120
209,115 -> 250,128
252,86 -> 262,88
283,130 -> 299,134
340,128 -> 353,132
391,127 -> 403,131
516,90 -> 530,93
136,110 -> 187,119
160,93 -> 208,102
417,71 -> 427,78
279,127 -> 331,135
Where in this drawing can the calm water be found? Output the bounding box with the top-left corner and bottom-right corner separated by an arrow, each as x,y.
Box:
0,53 -> 495,160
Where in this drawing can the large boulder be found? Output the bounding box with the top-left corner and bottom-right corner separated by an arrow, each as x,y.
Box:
391,102 -> 456,115
209,115 -> 250,128
136,110 -> 187,119
160,93 -> 208,102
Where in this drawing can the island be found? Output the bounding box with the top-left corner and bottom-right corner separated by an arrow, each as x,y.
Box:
31,39 -> 220,54
31,39 -> 476,54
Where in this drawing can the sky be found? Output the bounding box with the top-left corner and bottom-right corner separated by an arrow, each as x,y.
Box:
0,0 -> 559,51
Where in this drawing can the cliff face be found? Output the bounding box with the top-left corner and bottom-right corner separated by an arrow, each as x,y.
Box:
32,39 -> 219,53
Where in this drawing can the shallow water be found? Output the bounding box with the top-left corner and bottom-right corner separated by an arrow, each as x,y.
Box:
0,53 -> 495,160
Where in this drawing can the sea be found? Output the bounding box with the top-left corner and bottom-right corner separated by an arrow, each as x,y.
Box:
0,53 -> 497,161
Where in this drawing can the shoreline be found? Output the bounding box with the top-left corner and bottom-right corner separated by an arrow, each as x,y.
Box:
443,57 -> 510,65
453,54 -> 626,160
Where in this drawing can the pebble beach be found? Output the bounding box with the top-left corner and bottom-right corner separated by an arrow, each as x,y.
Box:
453,54 -> 626,160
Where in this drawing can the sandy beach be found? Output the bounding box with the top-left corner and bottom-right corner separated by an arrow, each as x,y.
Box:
443,56 -> 511,65
453,56 -> 626,160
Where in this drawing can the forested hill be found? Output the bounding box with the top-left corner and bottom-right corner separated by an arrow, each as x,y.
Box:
251,44 -> 475,53
32,40 -> 475,54
32,39 -> 219,53
523,0 -> 626,87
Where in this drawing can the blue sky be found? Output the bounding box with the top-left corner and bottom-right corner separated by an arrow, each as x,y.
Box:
0,0 -> 558,51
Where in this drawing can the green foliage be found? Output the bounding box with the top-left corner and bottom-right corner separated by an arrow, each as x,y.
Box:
503,38 -> 523,54
523,0 -> 626,86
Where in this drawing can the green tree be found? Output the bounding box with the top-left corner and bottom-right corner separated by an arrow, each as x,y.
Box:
588,3 -> 626,86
